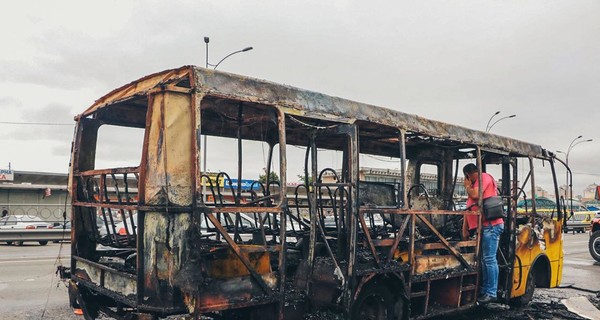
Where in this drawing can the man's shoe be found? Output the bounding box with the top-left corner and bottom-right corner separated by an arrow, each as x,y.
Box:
477,295 -> 496,304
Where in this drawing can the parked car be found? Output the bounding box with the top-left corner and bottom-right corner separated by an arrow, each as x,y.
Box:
516,197 -> 558,212
0,215 -> 54,245
564,211 -> 593,234
0,215 -> 52,230
589,214 -> 600,262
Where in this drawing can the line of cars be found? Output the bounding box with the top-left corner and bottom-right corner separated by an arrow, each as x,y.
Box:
0,215 -> 64,246
0,211 -> 309,247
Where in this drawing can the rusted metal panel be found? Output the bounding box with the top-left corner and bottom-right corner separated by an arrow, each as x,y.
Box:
206,245 -> 273,279
73,257 -> 137,297
414,253 -> 476,275
190,67 -> 544,158
430,277 -> 461,307
144,90 -> 194,207
81,67 -> 193,117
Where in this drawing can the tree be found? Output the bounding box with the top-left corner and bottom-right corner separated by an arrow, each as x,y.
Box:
297,174 -> 313,185
259,171 -> 280,184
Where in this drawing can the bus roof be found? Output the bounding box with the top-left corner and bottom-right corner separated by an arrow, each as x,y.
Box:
81,65 -> 546,158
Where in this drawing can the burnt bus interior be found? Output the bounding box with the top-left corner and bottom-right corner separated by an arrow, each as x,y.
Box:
68,70 -> 560,320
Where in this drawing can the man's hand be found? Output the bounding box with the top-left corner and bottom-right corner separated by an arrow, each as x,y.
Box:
463,177 -> 472,189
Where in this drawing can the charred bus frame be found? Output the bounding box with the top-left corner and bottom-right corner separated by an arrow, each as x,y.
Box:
61,66 -> 564,320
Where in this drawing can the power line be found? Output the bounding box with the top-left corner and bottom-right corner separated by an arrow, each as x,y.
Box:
0,121 -> 73,126
365,154 -> 399,163
571,171 -> 600,177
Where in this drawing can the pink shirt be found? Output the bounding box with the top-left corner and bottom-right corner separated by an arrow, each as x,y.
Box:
466,172 -> 503,230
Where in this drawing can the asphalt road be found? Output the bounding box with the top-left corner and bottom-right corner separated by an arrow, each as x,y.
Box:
562,231 -> 600,292
0,242 -> 74,320
0,233 -> 598,319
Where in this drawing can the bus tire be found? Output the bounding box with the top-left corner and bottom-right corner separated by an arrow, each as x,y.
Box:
589,231 -> 600,262
351,284 -> 404,320
39,241 -> 48,246
510,271 -> 535,307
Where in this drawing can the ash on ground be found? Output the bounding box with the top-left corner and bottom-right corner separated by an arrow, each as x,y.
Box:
434,288 -> 599,320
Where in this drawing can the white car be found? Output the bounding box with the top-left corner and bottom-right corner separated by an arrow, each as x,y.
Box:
0,215 -> 53,230
0,215 -> 54,246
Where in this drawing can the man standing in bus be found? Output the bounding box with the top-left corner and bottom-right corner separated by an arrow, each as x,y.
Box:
462,163 -> 504,304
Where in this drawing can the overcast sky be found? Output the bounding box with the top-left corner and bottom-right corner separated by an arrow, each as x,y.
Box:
1,1 -> 599,195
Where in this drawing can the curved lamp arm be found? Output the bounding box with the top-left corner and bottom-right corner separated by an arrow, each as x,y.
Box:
212,47 -> 253,69
487,114 -> 516,132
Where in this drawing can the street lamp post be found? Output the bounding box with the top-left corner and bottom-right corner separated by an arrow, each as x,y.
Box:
559,136 -> 593,200
203,36 -> 253,70
555,150 -> 568,200
486,114 -> 516,132
566,135 -> 583,170
202,36 -> 253,202
485,111 -> 500,132
567,139 -> 592,166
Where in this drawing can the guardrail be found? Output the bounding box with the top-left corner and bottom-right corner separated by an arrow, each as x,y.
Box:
0,229 -> 71,242
0,203 -> 70,221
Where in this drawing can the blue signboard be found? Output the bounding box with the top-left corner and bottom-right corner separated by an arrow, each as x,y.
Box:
223,179 -> 263,191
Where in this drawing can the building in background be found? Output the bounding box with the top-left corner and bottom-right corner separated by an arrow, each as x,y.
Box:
0,170 -> 69,223
583,183 -> 599,201
322,167 -> 468,198
535,186 -> 552,199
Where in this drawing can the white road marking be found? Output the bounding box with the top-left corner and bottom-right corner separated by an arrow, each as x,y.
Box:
0,258 -> 69,264
566,240 -> 589,245
563,258 -> 596,266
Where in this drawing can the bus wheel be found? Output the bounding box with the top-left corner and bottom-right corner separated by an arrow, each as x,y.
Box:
39,241 -> 48,246
510,272 -> 535,307
351,284 -> 404,320
589,231 -> 600,262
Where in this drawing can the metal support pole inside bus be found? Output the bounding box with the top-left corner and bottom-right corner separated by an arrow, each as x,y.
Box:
202,36 -> 210,203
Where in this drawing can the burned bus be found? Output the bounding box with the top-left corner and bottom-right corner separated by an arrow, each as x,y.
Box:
60,66 -> 564,319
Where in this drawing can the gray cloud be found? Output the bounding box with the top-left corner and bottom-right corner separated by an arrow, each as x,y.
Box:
5,104 -> 75,142
0,96 -> 23,108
